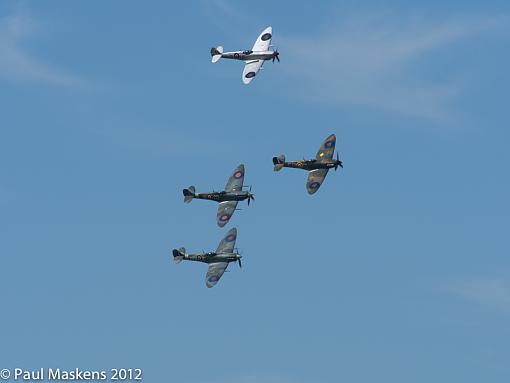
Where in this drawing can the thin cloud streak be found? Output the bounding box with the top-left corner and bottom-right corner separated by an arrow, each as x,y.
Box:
448,277 -> 510,308
280,13 -> 508,121
202,0 -> 259,46
0,11 -> 84,87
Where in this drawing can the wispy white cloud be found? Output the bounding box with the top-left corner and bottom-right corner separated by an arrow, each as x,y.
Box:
0,11 -> 84,87
280,12 -> 508,121
448,277 -> 510,308
202,0 -> 259,46
101,123 -> 229,158
204,1 -> 508,121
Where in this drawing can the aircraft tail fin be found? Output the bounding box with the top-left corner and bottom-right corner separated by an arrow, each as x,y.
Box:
172,247 -> 185,264
211,46 -> 223,63
273,155 -> 285,171
183,186 -> 196,203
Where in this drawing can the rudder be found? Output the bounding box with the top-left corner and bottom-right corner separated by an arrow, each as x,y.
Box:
272,155 -> 285,171
183,186 -> 196,203
210,46 -> 223,63
172,247 -> 185,264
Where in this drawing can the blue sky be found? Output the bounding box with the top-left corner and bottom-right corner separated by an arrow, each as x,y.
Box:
1,1 -> 509,382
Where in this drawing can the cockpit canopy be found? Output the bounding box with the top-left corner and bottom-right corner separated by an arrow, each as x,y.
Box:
242,50 -> 253,55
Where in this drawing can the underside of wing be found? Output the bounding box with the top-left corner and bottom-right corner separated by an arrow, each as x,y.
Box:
217,200 -> 238,227
216,227 -> 237,254
205,262 -> 228,288
225,164 -> 245,192
252,26 -> 272,52
242,60 -> 263,84
306,169 -> 329,195
316,134 -> 336,162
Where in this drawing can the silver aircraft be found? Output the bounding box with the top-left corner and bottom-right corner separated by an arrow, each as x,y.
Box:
210,26 -> 279,84
172,228 -> 242,288
182,164 -> 254,227
273,134 -> 343,194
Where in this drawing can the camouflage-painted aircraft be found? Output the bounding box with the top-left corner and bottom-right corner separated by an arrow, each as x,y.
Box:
182,164 -> 254,227
172,228 -> 242,288
210,26 -> 280,84
272,134 -> 343,194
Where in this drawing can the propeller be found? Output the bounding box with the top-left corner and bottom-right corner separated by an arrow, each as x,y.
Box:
247,185 -> 255,205
272,49 -> 280,63
334,152 -> 343,170
238,258 -> 242,268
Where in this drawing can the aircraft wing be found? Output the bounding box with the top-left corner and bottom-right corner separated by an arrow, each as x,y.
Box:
252,26 -> 272,52
225,164 -> 245,192
217,200 -> 238,227
205,262 -> 228,288
216,227 -> 237,254
315,134 -> 336,162
242,60 -> 264,84
306,169 -> 329,195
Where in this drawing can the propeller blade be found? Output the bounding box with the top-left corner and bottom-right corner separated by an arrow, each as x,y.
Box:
238,259 -> 242,268
272,50 -> 280,63
335,151 -> 343,170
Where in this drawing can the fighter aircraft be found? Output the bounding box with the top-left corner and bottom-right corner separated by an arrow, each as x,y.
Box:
210,26 -> 279,84
172,228 -> 242,288
272,134 -> 343,195
182,164 -> 254,227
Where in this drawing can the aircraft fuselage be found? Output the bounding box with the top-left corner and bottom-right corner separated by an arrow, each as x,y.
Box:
283,160 -> 341,171
183,252 -> 241,264
195,191 -> 251,203
220,50 -> 276,61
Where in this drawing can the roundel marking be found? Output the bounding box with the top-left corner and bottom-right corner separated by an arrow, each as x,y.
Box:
309,181 -> 320,190
226,234 -> 236,242
324,140 -> 335,149
208,275 -> 219,283
220,214 -> 230,222
261,33 -> 272,41
234,170 -> 243,179
234,52 -> 240,59
245,72 -> 256,79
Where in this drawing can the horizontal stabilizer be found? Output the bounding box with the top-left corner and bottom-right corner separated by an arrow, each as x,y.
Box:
183,186 -> 196,203
272,154 -> 285,171
172,247 -> 185,264
211,46 -> 223,63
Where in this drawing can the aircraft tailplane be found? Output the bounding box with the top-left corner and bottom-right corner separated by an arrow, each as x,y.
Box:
183,186 -> 196,203
172,247 -> 185,264
272,154 -> 285,171
211,46 -> 223,63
